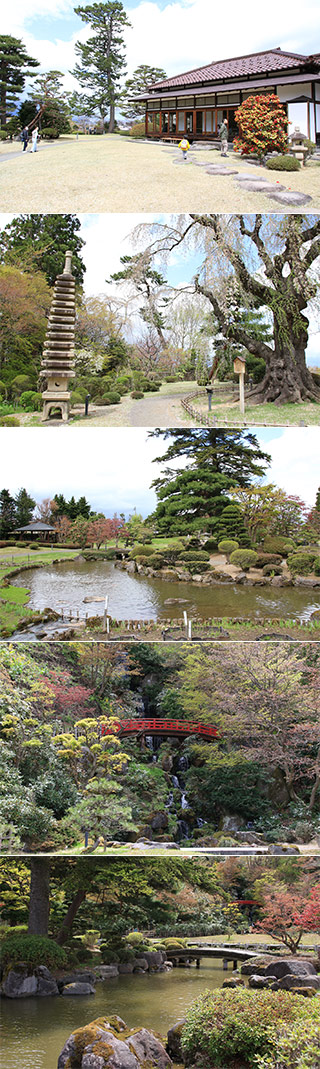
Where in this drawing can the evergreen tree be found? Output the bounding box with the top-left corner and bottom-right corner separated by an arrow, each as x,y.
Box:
216,504 -> 250,546
53,493 -> 92,519
0,489 -> 16,537
19,70 -> 71,135
316,487 -> 320,512
0,36 -> 39,127
149,430 -> 270,537
119,65 -> 166,122
72,2 -> 131,132
0,214 -> 85,288
15,488 -> 36,528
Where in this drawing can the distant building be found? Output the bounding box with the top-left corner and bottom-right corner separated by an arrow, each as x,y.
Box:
15,520 -> 57,543
136,48 -> 320,142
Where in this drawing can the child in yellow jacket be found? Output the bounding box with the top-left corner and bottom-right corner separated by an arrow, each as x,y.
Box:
178,137 -> 190,160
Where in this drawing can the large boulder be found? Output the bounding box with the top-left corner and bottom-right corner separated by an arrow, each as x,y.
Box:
264,959 -> 317,979
96,966 -> 119,980
127,1029 -> 171,1069
141,950 -> 166,969
60,972 -> 97,986
2,964 -> 59,998
274,974 -> 320,990
167,1021 -> 186,1061
118,963 -> 134,975
58,1019 -> 173,1069
248,974 -> 278,989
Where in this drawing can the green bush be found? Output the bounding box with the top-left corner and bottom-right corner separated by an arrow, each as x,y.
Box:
287,551 -> 318,576
255,553 -> 282,568
0,130 -> 9,140
129,121 -> 145,137
0,380 -> 7,397
314,558 -> 320,576
179,551 -> 210,562
202,538 -> 218,552
0,415 -> 20,426
229,549 -> 258,570
71,391 -> 85,406
262,564 -> 282,576
1,934 -> 67,970
266,154 -> 300,171
10,374 -> 31,397
131,391 -> 144,399
19,391 -> 42,412
42,127 -> 59,139
101,391 -> 121,405
130,545 -> 155,558
218,539 -> 239,556
181,988 -> 319,1069
263,537 -> 295,556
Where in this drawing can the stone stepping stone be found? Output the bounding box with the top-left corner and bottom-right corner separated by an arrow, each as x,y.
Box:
206,166 -> 239,175
266,190 -> 313,205
235,179 -> 285,192
236,174 -> 283,185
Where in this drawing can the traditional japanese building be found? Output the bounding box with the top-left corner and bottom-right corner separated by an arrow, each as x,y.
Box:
41,251 -> 76,422
15,520 -> 57,543
137,47 -> 320,143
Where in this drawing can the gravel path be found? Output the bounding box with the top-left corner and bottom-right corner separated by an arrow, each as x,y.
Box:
69,385 -> 192,427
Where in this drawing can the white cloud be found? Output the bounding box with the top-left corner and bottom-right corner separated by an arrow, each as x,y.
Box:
261,428 -> 320,508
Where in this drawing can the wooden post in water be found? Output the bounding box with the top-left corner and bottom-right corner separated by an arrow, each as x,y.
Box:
183,610 -> 188,638
188,619 -> 192,640
103,594 -> 109,632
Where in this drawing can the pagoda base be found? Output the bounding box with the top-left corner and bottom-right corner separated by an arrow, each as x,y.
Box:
42,391 -> 71,422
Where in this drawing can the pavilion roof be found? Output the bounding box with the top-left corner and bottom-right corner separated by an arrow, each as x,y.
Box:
15,520 -> 55,532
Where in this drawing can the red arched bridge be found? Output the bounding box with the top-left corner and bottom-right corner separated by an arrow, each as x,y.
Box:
101,719 -> 218,741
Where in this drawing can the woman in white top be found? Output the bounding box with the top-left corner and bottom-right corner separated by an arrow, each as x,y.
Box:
31,127 -> 39,152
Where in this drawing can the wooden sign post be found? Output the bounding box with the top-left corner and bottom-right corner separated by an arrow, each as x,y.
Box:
233,355 -> 246,417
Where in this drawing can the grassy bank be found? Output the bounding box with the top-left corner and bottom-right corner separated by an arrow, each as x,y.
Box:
0,546 -> 80,637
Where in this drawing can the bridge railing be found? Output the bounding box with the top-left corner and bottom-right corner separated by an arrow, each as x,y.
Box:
101,719 -> 217,737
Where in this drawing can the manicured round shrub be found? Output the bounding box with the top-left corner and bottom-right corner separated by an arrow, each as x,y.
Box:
129,122 -> 145,137
218,539 -> 239,556
255,553 -> 282,568
1,934 -> 67,970
267,154 -> 301,170
101,391 -> 121,405
148,555 -> 165,569
178,551 -> 210,562
229,549 -> 258,570
181,988 -> 320,1069
131,391 -> 144,399
264,536 -> 295,555
19,391 -> 42,412
287,551 -> 318,576
130,544 -> 155,558
42,127 -> 59,139
262,564 -> 282,576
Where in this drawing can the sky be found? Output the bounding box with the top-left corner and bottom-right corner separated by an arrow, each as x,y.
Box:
2,0 -> 320,97
0,426 -> 319,516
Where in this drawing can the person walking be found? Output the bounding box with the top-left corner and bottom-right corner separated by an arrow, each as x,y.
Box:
178,136 -> 190,161
31,126 -> 39,152
21,126 -> 29,151
219,117 -> 228,156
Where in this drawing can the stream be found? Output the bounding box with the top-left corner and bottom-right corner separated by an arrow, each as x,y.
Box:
0,959 -> 228,1069
10,559 -> 320,625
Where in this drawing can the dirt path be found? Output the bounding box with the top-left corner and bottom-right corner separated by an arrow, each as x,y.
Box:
65,383 -> 194,428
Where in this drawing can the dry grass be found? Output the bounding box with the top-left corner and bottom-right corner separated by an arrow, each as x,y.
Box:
0,134 -> 319,213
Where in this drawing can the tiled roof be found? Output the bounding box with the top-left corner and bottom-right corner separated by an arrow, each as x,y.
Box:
148,48 -> 317,91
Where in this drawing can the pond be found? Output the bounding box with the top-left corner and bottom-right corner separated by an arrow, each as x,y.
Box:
1,959 -> 227,1069
11,559 -> 320,623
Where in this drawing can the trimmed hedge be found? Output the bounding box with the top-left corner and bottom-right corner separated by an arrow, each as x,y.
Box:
131,391 -> 144,399
178,551 -> 210,562
267,154 -> 300,170
1,934 -> 67,969
287,551 -> 319,576
130,545 -> 155,559
262,564 -> 282,576
255,553 -> 282,568
218,539 -> 239,556
229,549 -> 258,570
101,391 -> 121,405
263,537 -> 295,555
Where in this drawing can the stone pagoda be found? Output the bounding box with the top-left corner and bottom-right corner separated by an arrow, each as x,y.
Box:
41,251 -> 75,421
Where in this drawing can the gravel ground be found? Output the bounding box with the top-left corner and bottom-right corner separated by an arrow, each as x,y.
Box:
0,134 -> 319,213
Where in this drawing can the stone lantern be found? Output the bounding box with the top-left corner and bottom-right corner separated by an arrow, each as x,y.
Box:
233,354 -> 246,417
288,126 -> 310,165
41,251 -> 76,421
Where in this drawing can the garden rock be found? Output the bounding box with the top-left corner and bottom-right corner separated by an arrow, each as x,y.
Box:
62,982 -> 95,995
2,965 -> 59,998
167,1020 -> 186,1061
222,977 -> 245,987
266,191 -> 312,205
60,972 -> 96,986
268,845 -> 300,854
127,1028 -> 172,1069
142,950 -> 166,969
274,974 -> 320,990
248,974 -> 275,989
265,959 -> 318,979
206,166 -> 239,175
118,963 -> 134,974
133,958 -> 148,972
96,966 -> 119,979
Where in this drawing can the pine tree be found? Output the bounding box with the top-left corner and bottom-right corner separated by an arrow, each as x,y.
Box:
0,488 -> 16,537
0,36 -> 39,127
72,2 -> 131,132
15,488 -> 36,528
149,430 -> 270,537
315,487 -> 320,512
119,65 -> 166,122
0,214 -> 85,288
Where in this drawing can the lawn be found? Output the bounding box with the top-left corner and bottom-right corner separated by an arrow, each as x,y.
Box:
0,134 -> 319,213
0,546 -> 80,636
194,396 -> 320,427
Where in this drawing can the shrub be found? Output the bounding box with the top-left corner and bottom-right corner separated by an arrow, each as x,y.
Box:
314,558 -> 320,576
203,538 -> 218,552
255,553 -> 282,568
178,551 -> 210,562
10,374 -> 31,397
131,391 -> 144,399
130,545 -> 155,558
264,537 -> 295,556
181,988 -> 319,1069
287,551 -> 318,576
0,380 -> 7,397
262,564 -> 282,576
1,934 -> 67,970
267,154 -> 300,171
0,415 -> 20,426
229,549 -> 258,570
42,127 -> 59,139
19,391 -> 42,412
218,539 -> 239,556
0,130 -> 9,140
101,391 -> 121,405
71,391 -> 85,406
129,122 -> 145,137
234,94 -> 289,159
